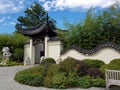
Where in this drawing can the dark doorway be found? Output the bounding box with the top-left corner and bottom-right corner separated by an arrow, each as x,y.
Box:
35,43 -> 44,64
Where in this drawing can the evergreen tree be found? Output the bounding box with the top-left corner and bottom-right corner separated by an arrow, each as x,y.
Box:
16,2 -> 55,29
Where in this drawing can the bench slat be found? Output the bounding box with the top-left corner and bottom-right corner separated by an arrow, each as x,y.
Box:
105,69 -> 120,89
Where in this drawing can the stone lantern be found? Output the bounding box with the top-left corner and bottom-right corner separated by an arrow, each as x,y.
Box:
1,47 -> 11,65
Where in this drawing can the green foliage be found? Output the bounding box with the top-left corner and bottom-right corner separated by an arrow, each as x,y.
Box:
11,32 -> 29,61
109,59 -> 120,65
0,33 -> 28,62
16,2 -> 55,29
100,59 -> 120,74
60,3 -> 120,49
41,58 -> 56,64
66,72 -> 78,87
83,59 -> 105,68
43,64 -> 78,89
43,64 -> 67,88
49,72 -> 67,89
76,76 -> 92,88
60,57 -> 89,75
16,2 -> 46,28
0,34 -> 12,50
15,58 -> 105,88
14,65 -> 45,86
60,57 -> 76,73
45,64 -> 60,77
76,76 -> 105,88
91,78 -> 105,87
6,60 -> 23,66
40,58 -> 56,71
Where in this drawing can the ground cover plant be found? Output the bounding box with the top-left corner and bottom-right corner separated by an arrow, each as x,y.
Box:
15,57 -> 106,89
0,59 -> 23,66
15,65 -> 45,86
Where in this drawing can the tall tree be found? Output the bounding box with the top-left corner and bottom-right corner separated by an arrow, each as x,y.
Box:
61,3 -> 120,49
16,2 -> 55,29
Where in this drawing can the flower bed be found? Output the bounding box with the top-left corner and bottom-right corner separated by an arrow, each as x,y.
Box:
14,57 -> 107,89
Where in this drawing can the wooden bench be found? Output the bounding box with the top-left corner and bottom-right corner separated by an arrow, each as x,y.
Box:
105,69 -> 120,90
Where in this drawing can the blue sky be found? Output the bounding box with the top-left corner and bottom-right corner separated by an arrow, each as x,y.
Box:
0,0 -> 119,34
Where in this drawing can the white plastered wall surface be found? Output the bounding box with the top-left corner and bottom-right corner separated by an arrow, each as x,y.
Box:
47,41 -> 62,63
60,48 -> 120,64
24,43 -> 35,65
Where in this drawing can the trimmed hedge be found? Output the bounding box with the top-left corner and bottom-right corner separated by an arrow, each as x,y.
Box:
60,57 -> 89,76
100,59 -> 120,75
41,58 -> 56,64
60,57 -> 77,73
83,59 -> 105,68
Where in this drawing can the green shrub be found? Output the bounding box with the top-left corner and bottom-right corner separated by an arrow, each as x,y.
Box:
76,76 -> 92,88
83,59 -> 105,68
100,59 -> 120,75
51,72 -> 67,89
14,65 -> 45,86
60,57 -> 89,76
109,59 -> 120,65
40,58 -> 56,72
44,72 -> 78,89
14,58 -> 107,89
43,63 -> 79,89
41,58 -> 56,64
43,64 -> 62,88
60,57 -> 76,73
87,68 -> 102,78
45,64 -> 60,76
66,72 -> 78,87
91,78 -> 105,87
44,70 -> 67,88
76,76 -> 105,88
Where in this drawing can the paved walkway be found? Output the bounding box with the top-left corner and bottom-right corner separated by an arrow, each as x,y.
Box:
0,65 -> 106,90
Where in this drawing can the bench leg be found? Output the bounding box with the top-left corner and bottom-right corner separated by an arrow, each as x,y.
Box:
106,82 -> 110,90
105,86 -> 109,90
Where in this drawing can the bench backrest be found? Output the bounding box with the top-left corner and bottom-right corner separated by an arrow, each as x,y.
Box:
106,69 -> 120,80
105,69 -> 120,80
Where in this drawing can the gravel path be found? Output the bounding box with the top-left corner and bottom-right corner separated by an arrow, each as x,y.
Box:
0,65 -> 106,90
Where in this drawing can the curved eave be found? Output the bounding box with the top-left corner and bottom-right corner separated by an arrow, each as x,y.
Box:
61,41 -> 120,55
18,23 -> 47,36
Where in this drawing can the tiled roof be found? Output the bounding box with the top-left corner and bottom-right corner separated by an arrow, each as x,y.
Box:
18,22 -> 57,38
61,41 -> 120,55
18,23 -> 47,35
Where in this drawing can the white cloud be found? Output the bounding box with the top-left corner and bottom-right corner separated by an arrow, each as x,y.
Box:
0,17 -> 10,23
0,0 -> 24,14
1,21 -> 16,26
39,0 -> 46,2
39,0 -> 119,11
0,17 -> 5,23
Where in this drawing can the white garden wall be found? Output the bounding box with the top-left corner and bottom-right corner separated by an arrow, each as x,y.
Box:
47,41 -> 62,63
61,48 -> 120,64
24,43 -> 35,65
